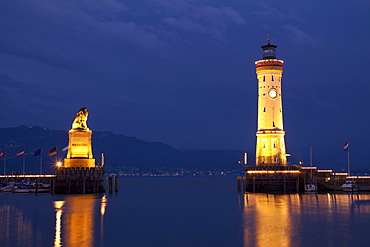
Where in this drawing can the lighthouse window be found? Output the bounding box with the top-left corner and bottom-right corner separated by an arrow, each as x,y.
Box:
272,121 -> 275,127
271,76 -> 274,81
263,76 -> 265,82
263,107 -> 266,112
273,143 -> 276,148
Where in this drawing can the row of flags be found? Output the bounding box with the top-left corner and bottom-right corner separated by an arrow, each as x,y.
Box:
0,147 -> 67,158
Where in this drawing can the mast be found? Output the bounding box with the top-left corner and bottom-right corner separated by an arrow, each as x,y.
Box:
40,148 -> 43,175
310,147 -> 313,183
347,145 -> 351,176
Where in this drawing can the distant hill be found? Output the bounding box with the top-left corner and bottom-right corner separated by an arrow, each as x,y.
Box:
0,126 -> 245,174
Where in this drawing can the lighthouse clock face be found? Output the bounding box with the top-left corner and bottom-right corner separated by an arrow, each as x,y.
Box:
268,88 -> 277,99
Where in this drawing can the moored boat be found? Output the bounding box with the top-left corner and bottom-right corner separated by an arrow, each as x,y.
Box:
0,182 -> 15,192
12,184 -> 35,193
28,183 -> 51,193
304,147 -> 317,192
341,181 -> 359,192
305,183 -> 317,192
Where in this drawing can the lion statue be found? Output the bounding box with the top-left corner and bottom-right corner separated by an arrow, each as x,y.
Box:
72,107 -> 89,130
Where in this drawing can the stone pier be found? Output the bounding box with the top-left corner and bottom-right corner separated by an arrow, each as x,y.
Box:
53,167 -> 105,194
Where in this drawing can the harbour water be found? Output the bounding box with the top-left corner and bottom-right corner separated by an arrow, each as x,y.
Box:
1,176 -> 370,247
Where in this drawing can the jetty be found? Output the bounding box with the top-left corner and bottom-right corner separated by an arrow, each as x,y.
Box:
237,165 -> 370,192
0,174 -> 55,185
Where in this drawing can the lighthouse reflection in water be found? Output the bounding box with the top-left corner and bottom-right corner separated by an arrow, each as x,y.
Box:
242,193 -> 370,247
1,177 -> 370,247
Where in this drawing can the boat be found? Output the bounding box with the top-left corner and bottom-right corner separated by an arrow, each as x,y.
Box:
0,182 -> 15,192
305,183 -> 317,192
11,182 -> 51,193
28,183 -> 51,193
305,147 -> 317,192
12,184 -> 35,193
341,181 -> 359,192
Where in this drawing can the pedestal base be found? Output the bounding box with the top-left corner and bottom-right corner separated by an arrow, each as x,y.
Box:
53,166 -> 105,194
64,158 -> 95,168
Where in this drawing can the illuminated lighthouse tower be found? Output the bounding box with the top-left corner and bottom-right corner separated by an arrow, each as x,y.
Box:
255,38 -> 287,166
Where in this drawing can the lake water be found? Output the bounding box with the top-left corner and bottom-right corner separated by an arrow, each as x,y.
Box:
1,176 -> 370,247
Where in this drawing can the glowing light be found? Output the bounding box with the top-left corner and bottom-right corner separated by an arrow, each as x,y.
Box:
56,162 -> 62,167
317,170 -> 332,173
0,174 -> 56,178
255,59 -> 284,65
247,170 -> 300,174
301,167 -> 317,170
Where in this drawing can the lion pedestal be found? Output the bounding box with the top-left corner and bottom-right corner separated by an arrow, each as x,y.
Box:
53,107 -> 105,194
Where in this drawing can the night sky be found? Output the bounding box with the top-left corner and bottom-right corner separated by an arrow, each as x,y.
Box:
0,1 -> 369,167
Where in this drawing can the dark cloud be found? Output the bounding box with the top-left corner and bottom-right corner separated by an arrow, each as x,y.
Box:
282,25 -> 322,45
0,0 -> 369,167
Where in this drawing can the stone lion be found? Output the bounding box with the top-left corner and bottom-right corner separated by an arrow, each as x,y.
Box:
72,107 -> 89,130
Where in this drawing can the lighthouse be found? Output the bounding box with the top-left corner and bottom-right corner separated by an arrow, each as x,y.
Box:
255,38 -> 287,166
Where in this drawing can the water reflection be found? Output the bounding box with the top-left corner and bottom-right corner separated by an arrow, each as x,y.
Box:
0,204 -> 35,246
242,193 -> 370,247
53,194 -> 107,247
54,201 -> 65,247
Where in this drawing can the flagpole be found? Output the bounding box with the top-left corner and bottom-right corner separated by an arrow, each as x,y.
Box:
310,147 -> 313,183
348,144 -> 351,177
40,148 -> 43,175
23,156 -> 25,176
3,158 -> 6,176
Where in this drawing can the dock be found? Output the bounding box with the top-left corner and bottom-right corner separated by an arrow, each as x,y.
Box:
237,165 -> 370,192
0,174 -> 55,184
0,168 -> 107,194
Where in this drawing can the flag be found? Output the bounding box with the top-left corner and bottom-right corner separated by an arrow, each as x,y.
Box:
0,150 -> 5,157
344,141 -> 349,151
16,149 -> 25,157
34,148 -> 41,156
62,146 -> 68,152
49,147 -> 57,156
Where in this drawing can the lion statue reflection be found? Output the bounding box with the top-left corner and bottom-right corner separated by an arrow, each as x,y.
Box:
72,107 -> 89,130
